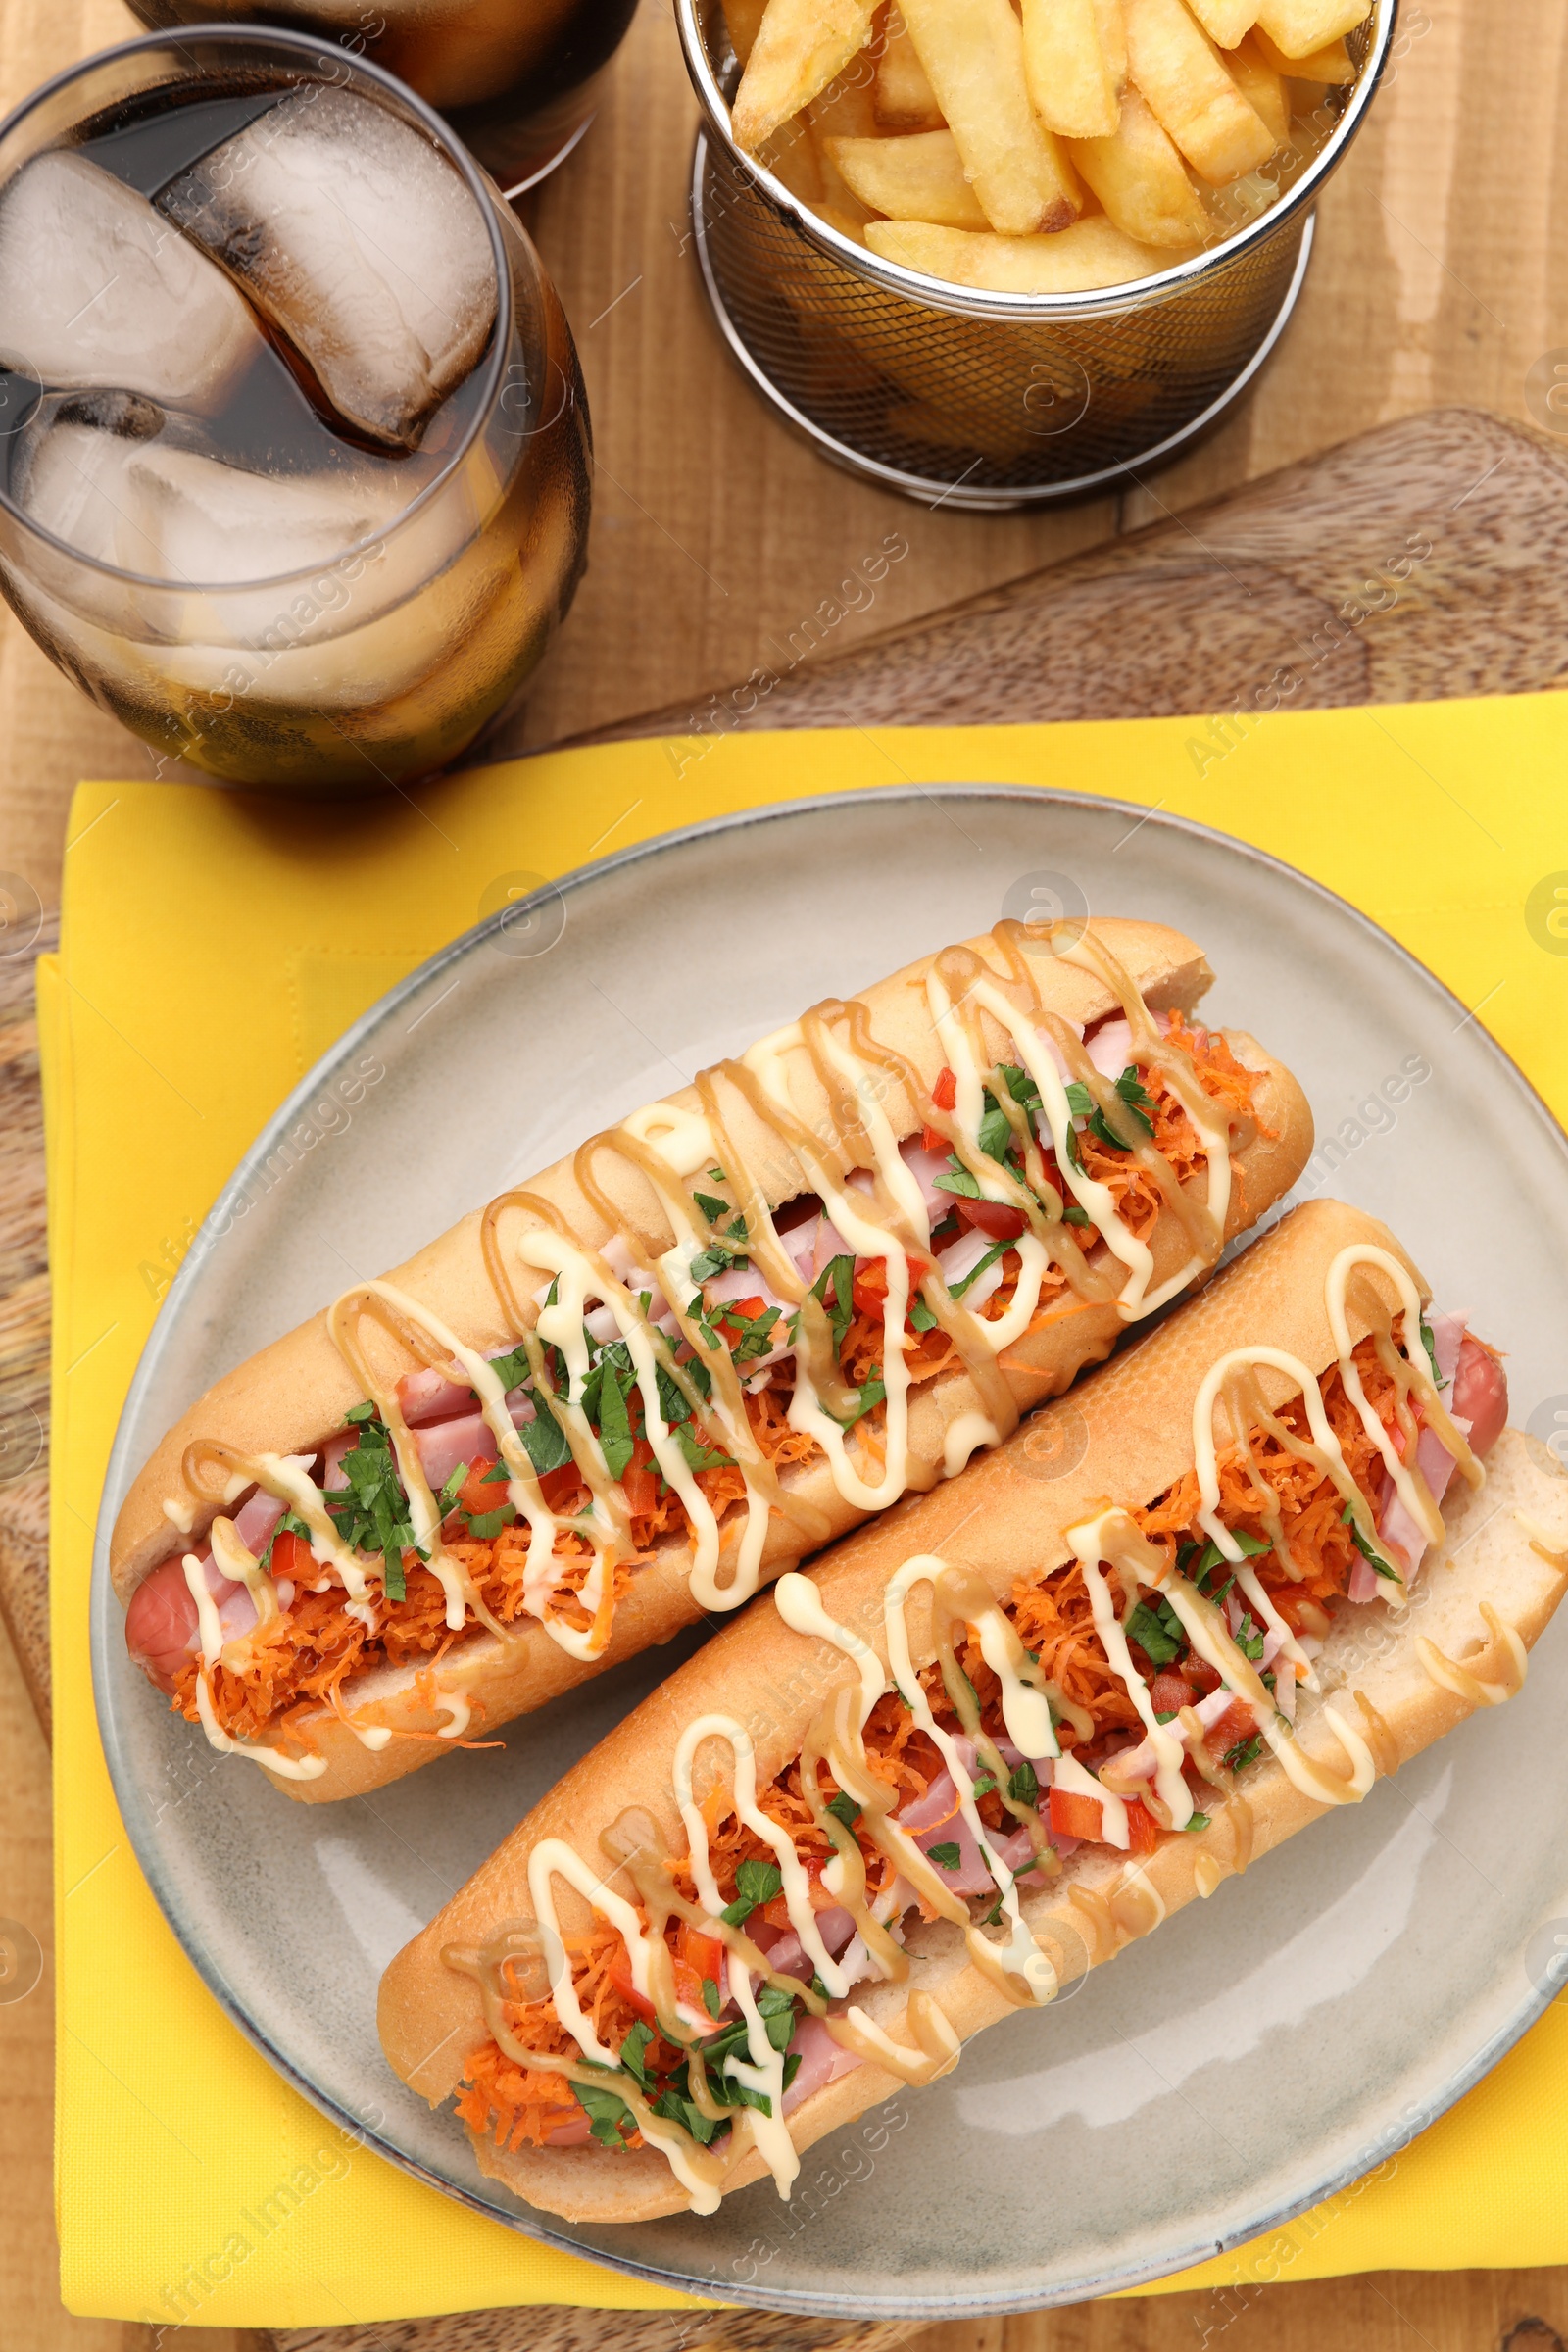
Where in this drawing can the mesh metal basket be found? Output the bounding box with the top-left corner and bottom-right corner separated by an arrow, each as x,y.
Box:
677,0 -> 1396,508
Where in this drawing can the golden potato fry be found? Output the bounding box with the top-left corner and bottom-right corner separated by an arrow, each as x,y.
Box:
875,8 -> 945,126
1095,0 -> 1129,90
826,128 -> 990,225
809,200 -> 870,239
1252,0 -> 1368,58
899,0 -> 1082,234
1181,0 -> 1261,46
721,0 -> 770,69
1066,83 -> 1210,245
864,213 -> 1178,290
1223,31 -> 1289,142
1021,0 -> 1120,139
1250,24 -> 1354,76
764,112 -> 828,201
732,0 -> 878,152
1122,0 -> 1275,182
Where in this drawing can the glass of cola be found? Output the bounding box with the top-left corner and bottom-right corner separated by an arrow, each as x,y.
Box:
121,0 -> 639,194
0,29 -> 592,795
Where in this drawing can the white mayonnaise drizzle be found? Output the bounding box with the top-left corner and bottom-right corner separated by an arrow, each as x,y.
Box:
1324,1244 -> 1470,1547
882,1556 -> 1057,2002
524,1837 -> 723,2213
943,1412 -> 1001,1479
1065,1510 -> 1194,1827
674,1713 -> 851,1997
774,1572 -> 887,1729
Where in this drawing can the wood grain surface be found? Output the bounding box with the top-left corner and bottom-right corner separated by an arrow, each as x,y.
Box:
3,0 -> 1568,2342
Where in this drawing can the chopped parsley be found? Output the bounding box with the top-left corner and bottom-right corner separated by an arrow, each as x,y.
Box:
1064,1067 -> 1157,1152
1184,1811 -> 1212,1834
1419,1316 -> 1448,1389
1007,1759 -> 1040,1807
826,1790 -> 861,1830
926,1841 -> 962,1871
720,1857 -> 783,1926
701,1977 -> 722,2020
967,1772 -> 997,1799
1232,1610 -> 1265,1664
324,1404 -> 420,1602
1342,1500 -> 1400,1581
572,2078 -> 639,2147
947,1238 -> 1012,1299
1125,1592 -> 1184,1667
1225,1733 -> 1264,1773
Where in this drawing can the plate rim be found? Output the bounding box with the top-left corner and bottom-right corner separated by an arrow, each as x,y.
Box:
89,780 -> 1568,2319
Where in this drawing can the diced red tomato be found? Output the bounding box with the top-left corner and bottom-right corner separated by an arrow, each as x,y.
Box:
956,1197 -> 1028,1243
716,1294 -> 768,1330
1186,1656 -> 1223,1697
1150,1669 -> 1197,1716
456,1460 -> 505,1516
620,1435 -> 659,1521
1049,1787 -> 1107,1843
609,1939 -> 658,2023
931,1065 -> 957,1112
538,1462 -> 582,1511
921,1124 -> 948,1153
1125,1797 -> 1160,1854
268,1530 -> 314,1581
1209,1699 -> 1258,1755
853,1260 -> 889,1317
678,1924 -> 724,1989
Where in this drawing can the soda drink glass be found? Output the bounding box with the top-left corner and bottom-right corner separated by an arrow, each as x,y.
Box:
122,0 -> 640,193
0,29 -> 592,795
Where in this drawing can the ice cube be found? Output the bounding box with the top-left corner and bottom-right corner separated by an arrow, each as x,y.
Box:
16,406 -> 410,586
159,88 -> 498,451
0,151 -> 264,413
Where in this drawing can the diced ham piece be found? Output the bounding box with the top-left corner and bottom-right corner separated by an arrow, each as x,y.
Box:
895,1766 -> 1033,1893
782,2012 -> 862,2113
398,1367 -> 476,1426
543,2106 -> 593,2147
899,1135 -> 956,1223
414,1409 -> 498,1493
1367,1330 -> 1507,1592
1084,1015 -> 1133,1080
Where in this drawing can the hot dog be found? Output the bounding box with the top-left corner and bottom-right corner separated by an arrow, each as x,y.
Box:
112,916 -> 1311,1800
376,1199 -> 1568,2222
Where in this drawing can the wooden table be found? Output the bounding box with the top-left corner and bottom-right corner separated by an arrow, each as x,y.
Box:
4,0 -> 1568,2347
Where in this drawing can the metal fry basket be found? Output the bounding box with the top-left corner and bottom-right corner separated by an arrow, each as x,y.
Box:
676,0 -> 1396,509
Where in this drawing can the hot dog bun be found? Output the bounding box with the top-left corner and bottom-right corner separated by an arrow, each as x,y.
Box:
377,1200 -> 1568,2220
111,918 -> 1311,1801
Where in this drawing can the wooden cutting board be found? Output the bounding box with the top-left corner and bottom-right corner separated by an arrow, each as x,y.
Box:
6,404 -> 1568,2352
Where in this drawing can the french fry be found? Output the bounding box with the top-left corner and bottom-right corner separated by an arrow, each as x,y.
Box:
1252,0 -> 1368,58
1021,0 -> 1120,140
826,128 -> 991,225
808,75 -> 880,220
875,7 -> 945,126
732,0 -> 878,153
864,214 -> 1177,290
1223,31 -> 1288,143
765,110 -> 828,202
1122,0 -> 1275,183
898,0 -> 1082,234
721,0 -> 770,70
1066,84 -> 1210,245
1181,0 -> 1260,47
1095,0 -> 1129,90
1250,24 -> 1354,77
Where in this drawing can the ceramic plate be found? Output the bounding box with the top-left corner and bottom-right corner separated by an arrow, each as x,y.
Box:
92,788 -> 1568,2319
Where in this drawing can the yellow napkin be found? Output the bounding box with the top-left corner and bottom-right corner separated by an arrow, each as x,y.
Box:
45,698 -> 1568,2326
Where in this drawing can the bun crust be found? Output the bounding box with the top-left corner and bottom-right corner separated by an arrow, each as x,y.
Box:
378,1201 -> 1568,2220
110,920 -> 1312,1802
